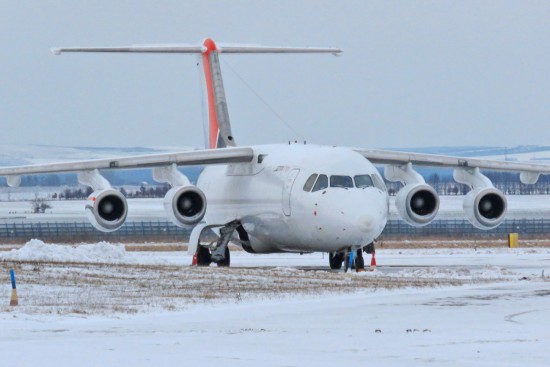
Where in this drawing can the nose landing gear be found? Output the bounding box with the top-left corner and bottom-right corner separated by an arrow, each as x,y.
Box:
329,247 -> 367,272
329,252 -> 345,270
354,249 -> 365,272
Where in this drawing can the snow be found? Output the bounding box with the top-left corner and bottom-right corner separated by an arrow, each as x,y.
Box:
2,239 -> 126,263
1,243 -> 550,365
1,280 -> 549,366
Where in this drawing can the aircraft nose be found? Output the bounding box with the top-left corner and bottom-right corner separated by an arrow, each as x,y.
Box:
357,214 -> 376,233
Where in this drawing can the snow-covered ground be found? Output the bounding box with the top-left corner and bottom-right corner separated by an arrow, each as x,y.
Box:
3,282 -> 548,367
1,241 -> 550,366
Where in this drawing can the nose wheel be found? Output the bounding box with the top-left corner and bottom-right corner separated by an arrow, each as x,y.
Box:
354,249 -> 365,272
329,252 -> 344,270
329,249 -> 366,272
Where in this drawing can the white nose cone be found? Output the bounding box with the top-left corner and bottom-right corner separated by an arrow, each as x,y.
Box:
358,215 -> 376,233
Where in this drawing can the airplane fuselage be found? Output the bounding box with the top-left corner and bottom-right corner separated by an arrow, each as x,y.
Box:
198,144 -> 389,253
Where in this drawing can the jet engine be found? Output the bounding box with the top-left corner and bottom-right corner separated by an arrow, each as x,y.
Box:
164,186 -> 207,227
463,187 -> 507,230
395,184 -> 440,227
85,189 -> 128,232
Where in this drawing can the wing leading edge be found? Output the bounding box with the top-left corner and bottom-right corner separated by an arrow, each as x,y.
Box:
356,148 -> 550,175
0,147 -> 254,181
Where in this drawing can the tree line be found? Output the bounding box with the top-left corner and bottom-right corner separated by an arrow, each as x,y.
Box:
50,184 -> 171,200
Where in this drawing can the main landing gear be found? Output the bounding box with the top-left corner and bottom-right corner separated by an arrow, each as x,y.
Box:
194,221 -> 241,267
196,245 -> 230,267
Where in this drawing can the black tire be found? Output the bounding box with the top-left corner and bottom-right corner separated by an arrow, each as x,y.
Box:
355,249 -> 365,271
364,242 -> 375,254
343,252 -> 350,272
216,246 -> 231,267
197,246 -> 212,266
329,252 -> 344,270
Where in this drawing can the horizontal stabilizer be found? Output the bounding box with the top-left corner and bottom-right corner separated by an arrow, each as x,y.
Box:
51,43 -> 342,56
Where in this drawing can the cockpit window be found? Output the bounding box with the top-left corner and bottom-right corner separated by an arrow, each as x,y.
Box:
312,174 -> 328,192
372,174 -> 387,191
330,175 -> 354,188
354,175 -> 374,188
303,174 -> 318,192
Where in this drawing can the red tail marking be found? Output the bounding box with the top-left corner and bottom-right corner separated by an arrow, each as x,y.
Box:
202,38 -> 219,149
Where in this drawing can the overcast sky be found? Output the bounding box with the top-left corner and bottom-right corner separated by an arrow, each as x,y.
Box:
1,1 -> 549,149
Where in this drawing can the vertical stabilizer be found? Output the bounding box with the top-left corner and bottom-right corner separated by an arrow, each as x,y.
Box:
201,39 -> 236,149
51,39 -> 342,150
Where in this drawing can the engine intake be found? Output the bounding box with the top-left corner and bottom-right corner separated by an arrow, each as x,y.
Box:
395,184 -> 440,227
164,186 -> 207,227
463,187 -> 507,229
85,189 -> 128,232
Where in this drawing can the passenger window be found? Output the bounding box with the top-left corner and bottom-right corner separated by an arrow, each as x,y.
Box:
330,175 -> 353,188
303,174 -> 318,192
354,175 -> 374,188
312,174 -> 328,192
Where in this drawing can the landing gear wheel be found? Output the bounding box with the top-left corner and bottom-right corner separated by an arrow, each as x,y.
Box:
197,246 -> 212,266
216,246 -> 231,267
364,242 -> 375,254
329,252 -> 344,270
355,249 -> 365,272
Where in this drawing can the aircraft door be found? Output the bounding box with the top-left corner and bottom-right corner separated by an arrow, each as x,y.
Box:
282,168 -> 300,216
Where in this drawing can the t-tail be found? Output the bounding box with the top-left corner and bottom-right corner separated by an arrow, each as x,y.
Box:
52,39 -> 342,149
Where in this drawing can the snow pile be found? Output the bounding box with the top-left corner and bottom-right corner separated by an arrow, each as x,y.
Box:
1,239 -> 127,263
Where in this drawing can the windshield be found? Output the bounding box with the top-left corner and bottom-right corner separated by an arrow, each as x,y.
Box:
354,175 -> 374,188
303,174 -> 318,192
330,175 -> 353,188
312,175 -> 328,191
372,173 -> 387,190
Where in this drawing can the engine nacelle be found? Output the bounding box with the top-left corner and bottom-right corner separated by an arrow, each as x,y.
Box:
463,187 -> 507,230
396,184 -> 440,227
85,189 -> 128,232
164,186 -> 207,227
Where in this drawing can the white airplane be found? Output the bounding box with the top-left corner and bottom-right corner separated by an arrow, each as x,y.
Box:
2,38 -> 550,271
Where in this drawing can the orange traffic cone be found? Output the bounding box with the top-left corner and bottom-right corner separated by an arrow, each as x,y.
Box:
191,252 -> 198,266
370,252 -> 377,271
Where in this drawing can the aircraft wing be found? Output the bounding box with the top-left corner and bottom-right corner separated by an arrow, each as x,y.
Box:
0,147 -> 254,179
356,148 -> 550,175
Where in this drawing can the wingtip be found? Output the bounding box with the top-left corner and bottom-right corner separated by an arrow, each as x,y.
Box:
50,48 -> 62,55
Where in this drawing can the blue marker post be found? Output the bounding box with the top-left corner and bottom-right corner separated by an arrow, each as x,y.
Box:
9,269 -> 18,306
348,251 -> 355,271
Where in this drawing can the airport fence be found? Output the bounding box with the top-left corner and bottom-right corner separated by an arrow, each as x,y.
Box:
0,218 -> 549,243
380,218 -> 550,238
0,221 -> 192,243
